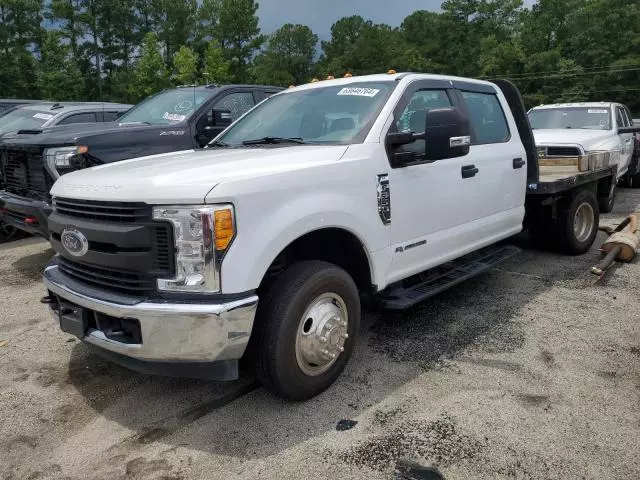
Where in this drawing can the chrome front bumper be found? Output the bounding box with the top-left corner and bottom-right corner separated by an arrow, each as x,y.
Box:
44,265 -> 258,363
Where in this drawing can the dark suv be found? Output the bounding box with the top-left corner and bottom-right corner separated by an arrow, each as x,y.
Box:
0,84 -> 282,238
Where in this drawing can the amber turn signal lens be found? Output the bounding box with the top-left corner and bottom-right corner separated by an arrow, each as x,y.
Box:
214,209 -> 234,250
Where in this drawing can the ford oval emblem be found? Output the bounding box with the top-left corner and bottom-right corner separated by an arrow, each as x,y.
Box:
60,228 -> 89,257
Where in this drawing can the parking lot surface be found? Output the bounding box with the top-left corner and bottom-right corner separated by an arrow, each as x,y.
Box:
1,191 -> 639,480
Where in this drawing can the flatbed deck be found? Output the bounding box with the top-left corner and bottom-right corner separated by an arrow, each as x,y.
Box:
526,164 -> 616,196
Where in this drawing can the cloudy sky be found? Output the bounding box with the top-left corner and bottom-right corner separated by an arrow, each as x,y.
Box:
257,0 -> 537,36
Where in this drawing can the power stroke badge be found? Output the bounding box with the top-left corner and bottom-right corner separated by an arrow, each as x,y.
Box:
60,228 -> 89,257
377,174 -> 391,225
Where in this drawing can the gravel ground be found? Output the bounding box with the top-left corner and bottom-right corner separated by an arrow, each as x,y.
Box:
1,190 -> 639,480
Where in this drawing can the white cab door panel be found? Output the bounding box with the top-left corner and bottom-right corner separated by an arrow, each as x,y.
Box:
385,83 -> 525,284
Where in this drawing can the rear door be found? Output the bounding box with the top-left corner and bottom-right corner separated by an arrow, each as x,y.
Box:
457,87 -> 527,221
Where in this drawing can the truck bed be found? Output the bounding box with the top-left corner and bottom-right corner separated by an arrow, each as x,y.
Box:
527,164 -> 616,196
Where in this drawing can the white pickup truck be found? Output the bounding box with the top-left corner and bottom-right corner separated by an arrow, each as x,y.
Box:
529,102 -> 639,212
42,73 -> 620,400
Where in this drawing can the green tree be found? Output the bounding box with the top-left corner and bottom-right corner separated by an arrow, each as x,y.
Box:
151,0 -> 198,64
0,0 -> 43,98
173,45 -> 198,85
320,15 -> 370,64
321,19 -> 427,77
38,30 -> 84,100
47,0 -> 83,61
202,40 -> 231,84
130,32 -> 170,101
216,0 -> 264,81
253,24 -> 318,85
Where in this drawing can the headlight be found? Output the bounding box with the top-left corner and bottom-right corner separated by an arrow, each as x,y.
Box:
44,146 -> 88,176
153,205 -> 235,293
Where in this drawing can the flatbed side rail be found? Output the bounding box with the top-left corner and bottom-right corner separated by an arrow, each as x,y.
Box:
527,165 -> 616,195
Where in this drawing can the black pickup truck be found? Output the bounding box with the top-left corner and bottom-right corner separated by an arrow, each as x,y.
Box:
0,84 -> 282,238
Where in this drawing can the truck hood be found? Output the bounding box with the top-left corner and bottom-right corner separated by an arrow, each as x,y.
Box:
533,129 -> 614,150
0,122 -> 171,147
51,145 -> 349,204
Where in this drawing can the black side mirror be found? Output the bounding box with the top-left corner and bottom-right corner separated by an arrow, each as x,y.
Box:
618,126 -> 640,134
212,109 -> 232,128
424,107 -> 470,161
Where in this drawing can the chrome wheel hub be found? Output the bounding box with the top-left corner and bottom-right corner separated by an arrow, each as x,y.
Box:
295,293 -> 349,376
574,202 -> 594,243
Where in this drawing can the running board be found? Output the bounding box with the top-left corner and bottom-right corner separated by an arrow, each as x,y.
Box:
375,245 -> 521,310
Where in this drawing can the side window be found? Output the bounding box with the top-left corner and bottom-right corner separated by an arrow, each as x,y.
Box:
102,111 -> 121,122
57,112 -> 97,125
396,89 -> 451,133
625,108 -> 633,126
395,89 -> 451,155
461,91 -> 510,144
214,92 -> 255,121
621,107 -> 632,128
615,107 -> 626,128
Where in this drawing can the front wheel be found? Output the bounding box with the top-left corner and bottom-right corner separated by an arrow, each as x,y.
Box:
253,261 -> 360,400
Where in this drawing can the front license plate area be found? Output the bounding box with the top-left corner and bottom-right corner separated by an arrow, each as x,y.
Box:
59,303 -> 90,337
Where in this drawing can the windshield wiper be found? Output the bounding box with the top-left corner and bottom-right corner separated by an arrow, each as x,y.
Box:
119,121 -> 152,125
242,136 -> 306,146
208,140 -> 230,148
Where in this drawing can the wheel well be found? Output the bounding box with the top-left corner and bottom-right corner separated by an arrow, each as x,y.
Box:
259,228 -> 373,295
597,176 -> 614,198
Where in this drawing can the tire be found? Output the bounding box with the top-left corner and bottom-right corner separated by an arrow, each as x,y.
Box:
624,172 -> 640,189
253,260 -> 360,401
0,221 -> 18,244
598,181 -> 615,213
556,190 -> 599,255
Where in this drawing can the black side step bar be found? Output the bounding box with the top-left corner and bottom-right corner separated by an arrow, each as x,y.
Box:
375,245 -> 521,310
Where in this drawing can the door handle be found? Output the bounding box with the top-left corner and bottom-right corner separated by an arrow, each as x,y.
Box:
461,165 -> 479,178
513,157 -> 526,169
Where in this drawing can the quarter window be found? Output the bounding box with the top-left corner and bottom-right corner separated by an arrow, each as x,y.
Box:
461,91 -> 510,144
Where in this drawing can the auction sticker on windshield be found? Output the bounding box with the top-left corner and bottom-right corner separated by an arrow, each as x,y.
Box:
337,87 -> 380,97
588,109 -> 608,114
33,113 -> 54,120
163,112 -> 186,122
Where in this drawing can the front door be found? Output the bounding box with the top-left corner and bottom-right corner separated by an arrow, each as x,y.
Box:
195,91 -> 257,147
617,106 -> 634,175
385,83 -> 525,284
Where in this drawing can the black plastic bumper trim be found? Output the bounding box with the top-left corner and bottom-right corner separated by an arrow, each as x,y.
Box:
87,344 -> 240,381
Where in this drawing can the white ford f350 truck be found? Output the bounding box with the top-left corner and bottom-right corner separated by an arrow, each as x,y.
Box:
528,102 -> 639,213
42,73 -> 621,400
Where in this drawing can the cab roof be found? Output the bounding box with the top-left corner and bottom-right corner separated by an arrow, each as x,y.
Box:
531,102 -> 619,110
16,102 -> 131,112
287,72 -> 498,92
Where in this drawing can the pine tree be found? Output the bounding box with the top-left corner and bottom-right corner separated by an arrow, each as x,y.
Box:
202,41 -> 231,84
173,45 -> 199,85
130,32 -> 170,101
38,30 -> 84,100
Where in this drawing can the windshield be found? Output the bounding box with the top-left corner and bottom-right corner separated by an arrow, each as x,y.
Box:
0,108 -> 54,133
217,82 -> 396,146
118,88 -> 216,125
529,107 -> 611,130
